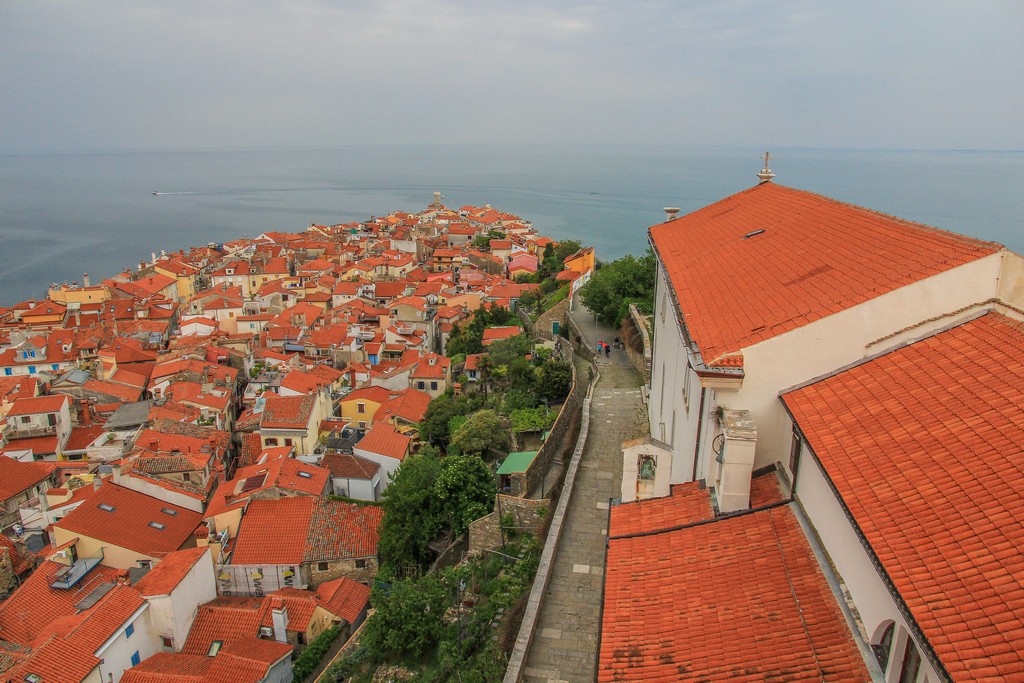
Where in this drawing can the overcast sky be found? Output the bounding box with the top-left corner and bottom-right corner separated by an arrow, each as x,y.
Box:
2,1 -> 1022,152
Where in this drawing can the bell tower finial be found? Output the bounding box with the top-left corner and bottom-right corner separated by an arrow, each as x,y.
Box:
756,152 -> 775,184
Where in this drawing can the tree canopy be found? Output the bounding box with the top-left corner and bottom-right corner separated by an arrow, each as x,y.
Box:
377,447 -> 496,573
450,409 -> 508,456
579,247 -> 656,327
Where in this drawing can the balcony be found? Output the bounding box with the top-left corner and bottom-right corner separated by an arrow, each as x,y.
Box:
50,549 -> 105,590
4,424 -> 57,439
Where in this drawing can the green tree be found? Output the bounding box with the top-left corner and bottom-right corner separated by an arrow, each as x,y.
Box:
579,247 -> 656,327
362,573 -> 450,658
500,388 -> 538,414
535,358 -> 573,403
434,455 -> 496,534
510,407 -> 556,434
450,409 -> 508,456
377,450 -> 445,571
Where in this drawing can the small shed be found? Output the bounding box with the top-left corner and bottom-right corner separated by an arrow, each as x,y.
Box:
497,451 -> 539,497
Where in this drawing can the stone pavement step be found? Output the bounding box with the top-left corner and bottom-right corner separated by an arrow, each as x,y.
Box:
517,317 -> 646,682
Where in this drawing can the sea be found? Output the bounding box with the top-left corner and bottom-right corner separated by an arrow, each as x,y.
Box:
1,145 -> 1021,305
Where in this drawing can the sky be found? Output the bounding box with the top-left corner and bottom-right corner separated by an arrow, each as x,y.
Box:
2,0 -> 1022,152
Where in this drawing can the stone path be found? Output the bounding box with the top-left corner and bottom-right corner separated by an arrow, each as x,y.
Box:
521,306 -> 646,683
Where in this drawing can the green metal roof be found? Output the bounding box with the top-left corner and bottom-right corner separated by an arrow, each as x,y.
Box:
497,451 -> 539,474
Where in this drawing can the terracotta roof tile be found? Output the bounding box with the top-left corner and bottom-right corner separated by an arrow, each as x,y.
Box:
180,596 -> 271,656
134,546 -> 211,596
0,559 -> 121,644
601,504 -> 869,682
607,481 -> 713,537
781,312 -> 1024,679
231,496 -> 382,566
55,483 -> 203,558
649,182 -> 1001,364
259,394 -> 316,429
0,457 -> 52,503
354,422 -> 410,461
314,577 -> 370,624
320,452 -> 380,480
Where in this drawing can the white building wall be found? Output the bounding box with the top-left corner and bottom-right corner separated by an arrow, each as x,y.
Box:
795,440 -> 940,683
331,475 -> 377,501
350,448 -> 401,496
142,547 -> 217,653
111,474 -> 205,513
648,264 -> 722,484
96,605 -> 160,683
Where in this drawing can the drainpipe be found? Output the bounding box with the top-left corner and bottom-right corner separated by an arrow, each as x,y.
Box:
691,387 -> 707,482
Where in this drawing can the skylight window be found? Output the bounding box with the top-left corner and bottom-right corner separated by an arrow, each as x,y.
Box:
148,522 -> 166,530
160,507 -> 178,516
297,471 -> 313,478
207,640 -> 223,657
98,503 -> 115,512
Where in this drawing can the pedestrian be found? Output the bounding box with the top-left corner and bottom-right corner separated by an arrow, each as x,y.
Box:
597,340 -> 604,355
604,343 -> 610,358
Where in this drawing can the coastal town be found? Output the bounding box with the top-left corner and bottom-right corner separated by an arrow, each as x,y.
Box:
1,167 -> 1023,683
0,193 -> 595,682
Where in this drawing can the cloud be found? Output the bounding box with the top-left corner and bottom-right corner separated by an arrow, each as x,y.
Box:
1,0 -> 1021,151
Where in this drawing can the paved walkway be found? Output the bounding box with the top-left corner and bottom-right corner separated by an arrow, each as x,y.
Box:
521,305 -> 646,683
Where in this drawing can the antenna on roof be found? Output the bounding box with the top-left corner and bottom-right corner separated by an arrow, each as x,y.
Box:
756,152 -> 776,184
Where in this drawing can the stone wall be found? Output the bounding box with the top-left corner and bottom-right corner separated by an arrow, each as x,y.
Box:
532,298 -> 570,342
468,495 -> 549,556
625,303 -> 653,384
521,351 -> 583,497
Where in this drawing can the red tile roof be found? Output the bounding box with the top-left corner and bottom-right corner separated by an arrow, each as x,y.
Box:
481,326 -> 523,345
206,459 -> 328,517
607,481 -> 713,537
231,496 -> 313,565
601,504 -> 869,682
374,388 -> 431,425
260,393 -> 316,429
120,652 -> 211,682
180,596 -> 271,656
55,483 -> 203,558
134,546 -> 212,596
0,559 -> 120,644
231,497 -> 382,566
5,394 -> 69,416
649,182 -> 1001,365
314,577 -> 370,625
0,457 -> 52,503
320,452 -> 380,480
781,312 -> 1024,680
354,422 -> 410,461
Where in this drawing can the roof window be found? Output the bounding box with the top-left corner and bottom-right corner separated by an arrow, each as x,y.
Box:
160,507 -> 178,516
297,471 -> 313,478
148,521 -> 166,530
207,640 -> 223,657
98,503 -> 115,512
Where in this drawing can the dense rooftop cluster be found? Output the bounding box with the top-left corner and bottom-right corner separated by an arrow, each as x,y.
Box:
0,195 -> 578,682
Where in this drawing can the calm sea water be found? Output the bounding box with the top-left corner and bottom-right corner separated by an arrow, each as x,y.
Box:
0,145 -> 1021,305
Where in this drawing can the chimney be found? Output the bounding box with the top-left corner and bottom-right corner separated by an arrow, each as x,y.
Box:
271,602 -> 289,643
756,151 -> 776,184
715,409 -> 758,513
663,207 -> 680,222
83,273 -> 91,287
